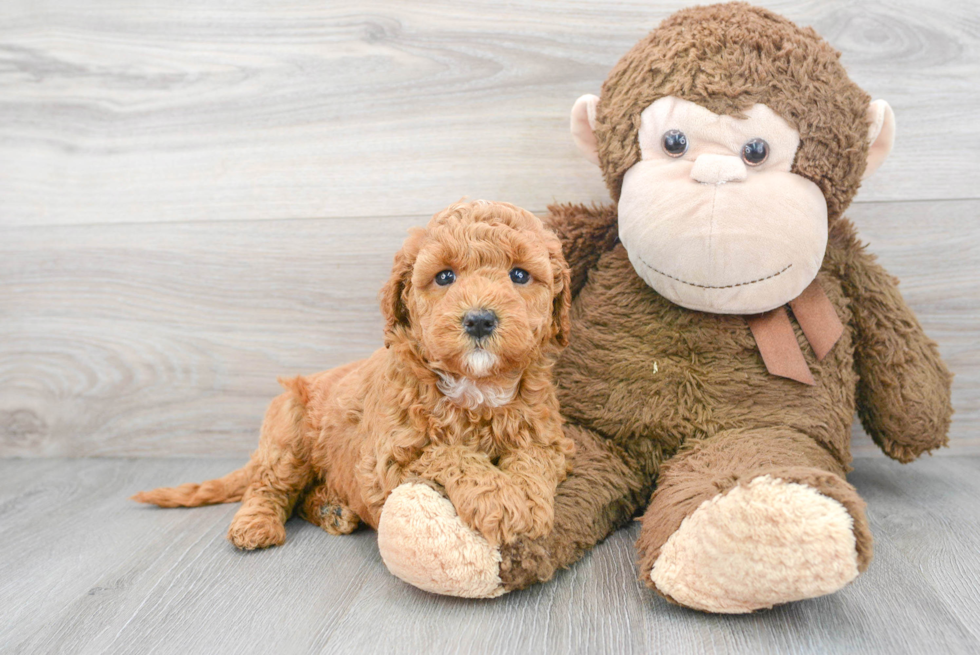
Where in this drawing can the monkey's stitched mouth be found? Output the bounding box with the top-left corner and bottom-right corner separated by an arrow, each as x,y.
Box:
635,257 -> 793,290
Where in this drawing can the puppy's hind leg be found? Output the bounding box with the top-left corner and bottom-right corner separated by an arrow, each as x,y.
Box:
228,380 -> 315,550
298,480 -> 361,536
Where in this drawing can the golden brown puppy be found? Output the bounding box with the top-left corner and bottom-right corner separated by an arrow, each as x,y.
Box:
134,200 -> 574,551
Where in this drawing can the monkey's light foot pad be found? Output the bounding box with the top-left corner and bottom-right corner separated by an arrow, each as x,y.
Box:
378,482 -> 506,599
651,475 -> 859,614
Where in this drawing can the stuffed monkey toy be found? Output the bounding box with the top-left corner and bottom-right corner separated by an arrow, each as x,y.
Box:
361,3 -> 954,612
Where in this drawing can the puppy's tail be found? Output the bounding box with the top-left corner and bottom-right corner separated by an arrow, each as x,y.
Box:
131,462 -> 257,508
132,376 -> 312,508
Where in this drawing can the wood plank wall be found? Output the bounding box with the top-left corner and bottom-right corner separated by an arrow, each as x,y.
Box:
2,1 -> 977,457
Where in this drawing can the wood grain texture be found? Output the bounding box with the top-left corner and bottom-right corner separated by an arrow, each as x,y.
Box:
0,457 -> 978,654
2,199 -> 976,457
1,0 -> 978,227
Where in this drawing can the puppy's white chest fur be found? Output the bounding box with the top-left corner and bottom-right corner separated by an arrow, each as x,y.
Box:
437,374 -> 517,410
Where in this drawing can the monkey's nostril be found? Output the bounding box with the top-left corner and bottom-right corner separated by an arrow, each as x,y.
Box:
462,309 -> 498,339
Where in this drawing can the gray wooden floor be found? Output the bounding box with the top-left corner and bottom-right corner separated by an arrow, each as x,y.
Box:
3,1 -> 980,653
1,456 -> 978,655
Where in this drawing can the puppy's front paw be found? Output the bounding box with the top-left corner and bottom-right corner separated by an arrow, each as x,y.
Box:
228,512 -> 286,550
458,489 -> 552,547
378,482 -> 506,598
521,495 -> 556,541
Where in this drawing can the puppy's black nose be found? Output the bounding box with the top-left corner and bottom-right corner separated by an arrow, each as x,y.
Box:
463,309 -> 498,339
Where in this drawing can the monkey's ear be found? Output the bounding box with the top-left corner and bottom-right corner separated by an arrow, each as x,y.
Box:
570,94 -> 600,166
862,99 -> 896,180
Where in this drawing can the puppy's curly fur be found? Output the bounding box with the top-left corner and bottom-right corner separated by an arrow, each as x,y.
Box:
134,201 -> 574,549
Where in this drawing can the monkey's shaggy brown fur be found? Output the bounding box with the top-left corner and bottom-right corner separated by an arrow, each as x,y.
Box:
134,201 -> 574,550
486,3 -> 953,602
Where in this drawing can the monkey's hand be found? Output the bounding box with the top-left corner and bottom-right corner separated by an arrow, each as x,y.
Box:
542,203 -> 619,297
833,221 -> 953,463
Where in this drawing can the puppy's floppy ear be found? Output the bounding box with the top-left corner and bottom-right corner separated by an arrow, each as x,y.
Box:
548,238 -> 572,348
380,228 -> 424,345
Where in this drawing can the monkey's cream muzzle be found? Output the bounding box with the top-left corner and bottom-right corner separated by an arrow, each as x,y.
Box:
616,96 -> 829,315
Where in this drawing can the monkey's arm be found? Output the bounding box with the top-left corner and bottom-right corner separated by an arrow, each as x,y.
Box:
542,203 -> 620,297
831,220 -> 953,463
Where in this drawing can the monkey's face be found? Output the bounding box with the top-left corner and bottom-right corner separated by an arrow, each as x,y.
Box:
617,96 -> 827,315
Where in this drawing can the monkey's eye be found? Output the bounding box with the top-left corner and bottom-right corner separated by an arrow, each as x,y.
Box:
661,129 -> 688,157
435,269 -> 456,286
509,268 -> 531,285
741,138 -> 769,166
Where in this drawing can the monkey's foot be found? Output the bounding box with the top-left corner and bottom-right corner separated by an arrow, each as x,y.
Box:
650,475 -> 860,613
377,482 -> 506,598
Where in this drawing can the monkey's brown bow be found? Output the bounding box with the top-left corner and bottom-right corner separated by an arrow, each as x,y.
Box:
744,280 -> 843,385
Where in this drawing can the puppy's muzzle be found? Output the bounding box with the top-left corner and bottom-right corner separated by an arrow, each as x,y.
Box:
462,309 -> 498,340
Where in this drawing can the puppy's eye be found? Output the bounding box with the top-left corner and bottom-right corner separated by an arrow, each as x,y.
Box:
741,138 -> 769,166
509,268 -> 531,285
435,269 -> 456,286
661,129 -> 688,157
